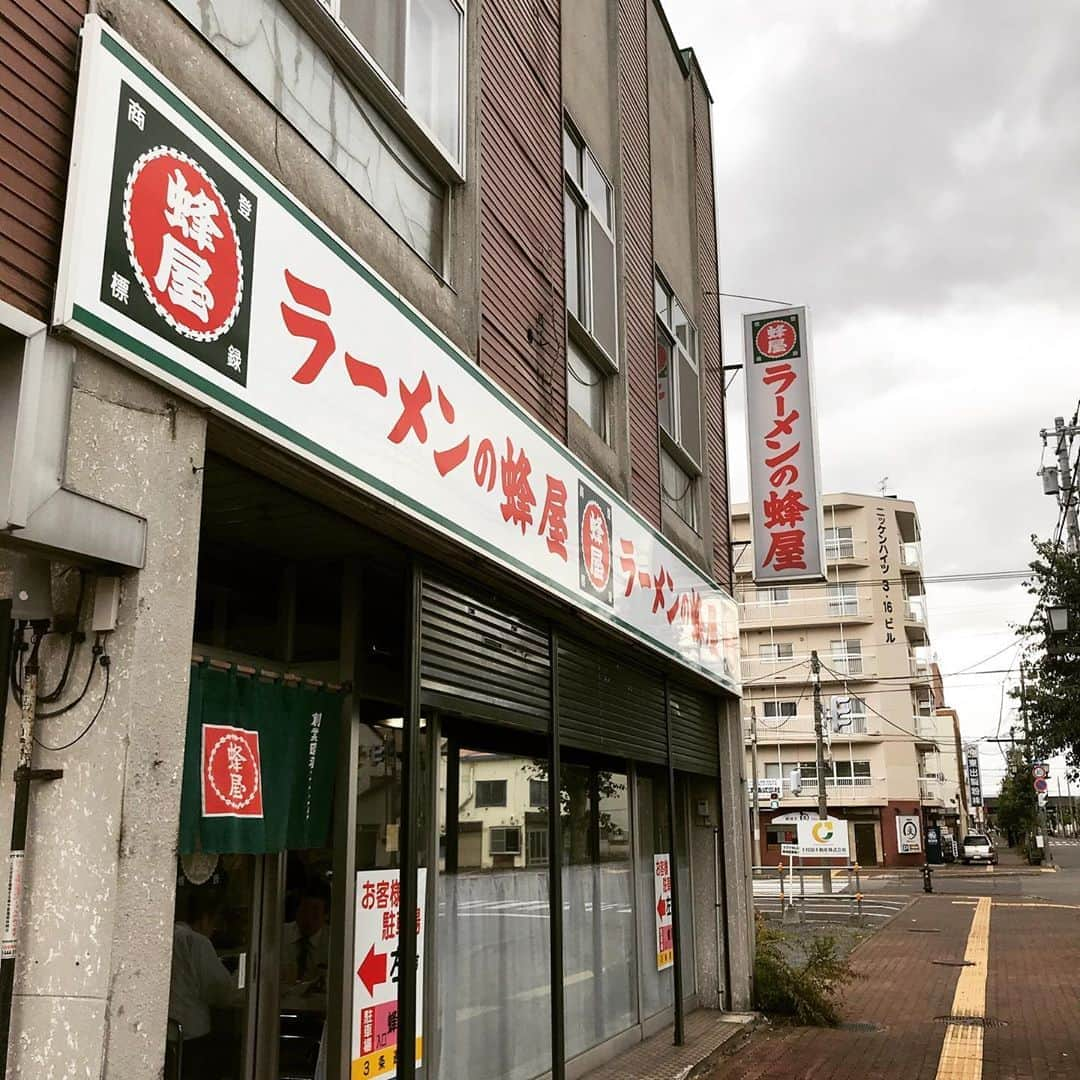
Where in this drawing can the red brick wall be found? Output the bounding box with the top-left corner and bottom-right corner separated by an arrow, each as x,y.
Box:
0,0 -> 87,321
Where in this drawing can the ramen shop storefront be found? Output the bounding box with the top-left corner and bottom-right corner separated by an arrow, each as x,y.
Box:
50,22 -> 747,1080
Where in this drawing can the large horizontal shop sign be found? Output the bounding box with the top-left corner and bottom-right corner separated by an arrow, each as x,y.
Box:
54,17 -> 739,693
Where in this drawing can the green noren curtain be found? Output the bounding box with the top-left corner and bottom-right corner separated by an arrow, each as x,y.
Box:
179,663 -> 342,854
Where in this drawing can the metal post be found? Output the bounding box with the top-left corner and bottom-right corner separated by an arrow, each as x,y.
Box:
1055,417 -> 1080,554
663,678 -> 685,1047
810,651 -> 832,894
547,630 -> 565,1080
750,706 -> 761,864
396,564 -> 422,1080
855,864 -> 863,925
1020,663 -> 1052,865
0,619 -> 47,1073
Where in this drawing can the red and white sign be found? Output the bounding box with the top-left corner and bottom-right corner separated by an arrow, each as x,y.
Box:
653,853 -> 673,972
125,147 -> 242,341
744,306 -> 825,584
53,18 -> 741,695
352,868 -> 426,1079
581,500 -> 611,592
754,319 -> 797,361
201,724 -> 264,818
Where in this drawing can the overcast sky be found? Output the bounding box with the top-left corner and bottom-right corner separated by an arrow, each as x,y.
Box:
664,0 -> 1080,793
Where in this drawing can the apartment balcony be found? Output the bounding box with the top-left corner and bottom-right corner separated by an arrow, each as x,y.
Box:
746,775 -> 877,800
919,776 -> 946,804
746,713 -> 880,741
741,650 -> 879,685
913,715 -> 940,746
738,591 -> 876,629
900,542 -> 923,572
909,654 -> 933,681
735,537 -> 870,576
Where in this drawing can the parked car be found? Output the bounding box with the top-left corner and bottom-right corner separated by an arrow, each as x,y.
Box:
961,834 -> 998,865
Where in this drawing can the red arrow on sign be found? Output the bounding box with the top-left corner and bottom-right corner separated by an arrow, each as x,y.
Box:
357,944 -> 388,997
657,897 -> 667,919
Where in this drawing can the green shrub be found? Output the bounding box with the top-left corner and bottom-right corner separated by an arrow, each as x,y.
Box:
752,914 -> 855,1026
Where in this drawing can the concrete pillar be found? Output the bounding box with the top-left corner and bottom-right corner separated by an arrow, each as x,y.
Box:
0,347 -> 206,1077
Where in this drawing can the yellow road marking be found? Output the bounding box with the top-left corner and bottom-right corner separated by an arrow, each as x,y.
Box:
991,901 -> 1080,910
935,897 -> 991,1080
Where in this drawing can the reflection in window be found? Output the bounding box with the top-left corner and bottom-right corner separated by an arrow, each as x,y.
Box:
661,448 -> 698,531
568,338 -> 607,439
562,763 -> 637,1059
168,0 -> 446,267
655,273 -> 701,466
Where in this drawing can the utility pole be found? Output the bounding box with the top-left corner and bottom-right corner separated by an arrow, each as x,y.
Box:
750,706 -> 761,865
1019,663 -> 1053,865
1040,416 -> 1080,552
810,650 -> 832,892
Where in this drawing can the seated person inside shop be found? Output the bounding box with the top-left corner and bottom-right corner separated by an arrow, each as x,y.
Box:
281,880 -> 331,990
167,888 -> 244,1079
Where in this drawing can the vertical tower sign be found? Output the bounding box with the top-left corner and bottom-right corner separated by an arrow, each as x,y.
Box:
743,307 -> 826,584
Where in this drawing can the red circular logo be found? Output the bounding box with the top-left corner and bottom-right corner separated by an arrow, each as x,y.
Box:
581,501 -> 611,591
755,319 -> 797,360
124,146 -> 242,342
206,732 -> 262,813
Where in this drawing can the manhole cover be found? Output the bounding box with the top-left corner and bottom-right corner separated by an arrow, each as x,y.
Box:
934,1016 -> 1009,1028
931,960 -> 974,967
906,927 -> 941,933
839,1022 -> 883,1033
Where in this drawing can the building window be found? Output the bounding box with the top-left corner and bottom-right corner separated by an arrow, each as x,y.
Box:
564,121 -> 617,361
660,448 -> 698,530
489,826 -> 521,855
799,761 -> 818,783
567,337 -> 607,438
325,0 -> 464,165
830,638 -> 863,675
655,273 -> 701,464
757,586 -> 790,607
759,642 -> 794,662
762,700 -> 798,720
526,827 -> 549,865
830,695 -> 867,734
474,779 -> 507,808
832,760 -> 872,786
824,526 -> 855,560
826,582 -> 859,616
528,779 -> 549,808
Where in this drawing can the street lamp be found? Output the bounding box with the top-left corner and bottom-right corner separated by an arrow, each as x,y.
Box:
1047,605 -> 1069,634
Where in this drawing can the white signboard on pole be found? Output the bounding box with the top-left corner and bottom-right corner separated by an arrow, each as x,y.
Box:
796,817 -> 849,858
53,16 -> 741,694
743,307 -> 826,584
353,868 -> 427,1078
653,854 -> 673,971
896,815 -> 922,854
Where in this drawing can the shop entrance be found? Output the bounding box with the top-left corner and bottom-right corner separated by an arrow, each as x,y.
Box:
854,822 -> 879,867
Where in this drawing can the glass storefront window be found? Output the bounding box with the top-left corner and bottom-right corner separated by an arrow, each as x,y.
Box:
635,768 -> 674,1019
437,736 -> 552,1080
562,762 -> 637,1060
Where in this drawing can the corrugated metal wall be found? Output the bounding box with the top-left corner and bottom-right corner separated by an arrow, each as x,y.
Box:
670,682 -> 718,775
617,0 -> 661,528
689,64 -> 731,586
477,0 -> 567,439
557,634 -> 667,763
0,0 -> 85,321
420,573 -> 551,731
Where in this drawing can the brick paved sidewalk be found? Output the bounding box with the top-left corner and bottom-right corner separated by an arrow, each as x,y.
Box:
700,893 -> 1080,1080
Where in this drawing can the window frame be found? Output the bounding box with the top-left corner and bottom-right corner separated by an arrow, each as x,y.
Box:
564,117 -> 618,370
824,526 -> 855,560
654,270 -> 701,468
826,581 -> 859,616
474,778 -> 508,808
313,0 -> 467,176
759,642 -> 794,663
762,700 -> 798,719
528,779 -> 549,809
489,825 -> 522,855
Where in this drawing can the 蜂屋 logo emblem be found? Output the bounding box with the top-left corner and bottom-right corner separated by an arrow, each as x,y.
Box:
202,724 -> 264,818
754,318 -> 797,361
580,496 -> 612,598
123,146 -> 243,343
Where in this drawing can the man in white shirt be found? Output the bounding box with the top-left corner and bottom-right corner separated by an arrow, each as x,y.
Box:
167,890 -> 241,1078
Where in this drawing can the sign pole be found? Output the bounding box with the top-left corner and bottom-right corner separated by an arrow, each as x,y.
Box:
811,651 -> 831,893
750,706 -> 761,863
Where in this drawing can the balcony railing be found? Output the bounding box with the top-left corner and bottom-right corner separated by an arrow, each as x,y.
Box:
909,654 -> 933,679
904,597 -> 927,624
738,590 -> 872,625
900,542 -> 923,570
746,713 -> 876,738
741,650 -> 879,684
736,537 -> 870,574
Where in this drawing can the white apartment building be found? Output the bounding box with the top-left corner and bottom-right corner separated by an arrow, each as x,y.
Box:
732,493 -> 964,866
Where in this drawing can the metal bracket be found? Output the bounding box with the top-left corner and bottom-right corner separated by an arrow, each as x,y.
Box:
13,768 -> 64,783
